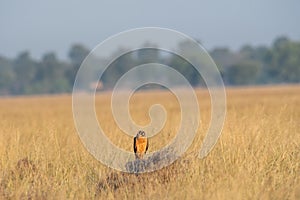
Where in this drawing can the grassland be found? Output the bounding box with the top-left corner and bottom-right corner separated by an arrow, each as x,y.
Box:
0,85 -> 299,199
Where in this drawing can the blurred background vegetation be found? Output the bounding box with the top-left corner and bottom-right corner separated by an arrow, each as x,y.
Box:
0,36 -> 299,95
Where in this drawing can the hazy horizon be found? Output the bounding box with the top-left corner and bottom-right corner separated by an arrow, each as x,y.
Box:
1,0 -> 299,60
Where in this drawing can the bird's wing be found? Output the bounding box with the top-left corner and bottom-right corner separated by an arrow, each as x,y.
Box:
133,136 -> 137,153
145,138 -> 149,153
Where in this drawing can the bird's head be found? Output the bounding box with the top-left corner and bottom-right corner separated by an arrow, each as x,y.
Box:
137,130 -> 146,137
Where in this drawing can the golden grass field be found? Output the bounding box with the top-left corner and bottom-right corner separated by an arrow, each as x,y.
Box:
0,85 -> 299,199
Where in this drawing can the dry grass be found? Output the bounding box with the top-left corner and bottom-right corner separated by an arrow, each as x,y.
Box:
0,85 -> 299,199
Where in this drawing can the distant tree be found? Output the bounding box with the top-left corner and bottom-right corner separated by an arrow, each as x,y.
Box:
251,46 -> 269,62
102,48 -> 137,89
239,45 -> 254,58
210,47 -> 239,83
67,44 -> 90,86
283,46 -> 300,82
227,60 -> 262,85
134,46 -> 163,88
13,51 -> 37,94
136,43 -> 160,64
273,36 -> 290,50
0,56 -> 15,95
0,36 -> 299,96
168,53 -> 201,86
34,52 -> 70,93
264,36 -> 300,83
170,40 -> 205,86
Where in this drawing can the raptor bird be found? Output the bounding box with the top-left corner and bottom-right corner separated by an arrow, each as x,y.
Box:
133,130 -> 148,159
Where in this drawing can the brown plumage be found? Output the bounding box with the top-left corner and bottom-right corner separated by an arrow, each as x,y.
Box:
133,130 -> 148,159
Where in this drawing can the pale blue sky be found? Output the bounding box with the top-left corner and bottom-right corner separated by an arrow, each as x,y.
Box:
1,0 -> 299,60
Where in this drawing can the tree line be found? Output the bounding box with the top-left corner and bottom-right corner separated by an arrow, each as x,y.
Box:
0,36 -> 299,95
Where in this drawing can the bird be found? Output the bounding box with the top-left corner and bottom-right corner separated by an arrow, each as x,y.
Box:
133,130 -> 148,159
